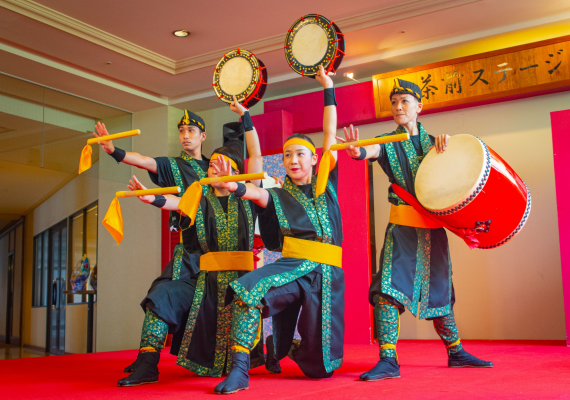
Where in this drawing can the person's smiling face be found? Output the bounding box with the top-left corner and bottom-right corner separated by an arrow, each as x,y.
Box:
282,144 -> 317,183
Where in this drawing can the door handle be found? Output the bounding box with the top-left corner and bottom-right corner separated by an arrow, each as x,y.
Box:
52,278 -> 57,310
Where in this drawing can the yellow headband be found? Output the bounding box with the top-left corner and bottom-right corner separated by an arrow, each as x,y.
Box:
283,138 -> 316,154
211,153 -> 238,171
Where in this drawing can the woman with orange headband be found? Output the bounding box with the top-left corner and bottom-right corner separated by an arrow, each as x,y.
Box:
117,96 -> 265,385
211,65 -> 344,394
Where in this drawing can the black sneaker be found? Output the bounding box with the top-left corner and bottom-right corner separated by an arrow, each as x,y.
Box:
359,357 -> 400,382
448,349 -> 493,368
117,352 -> 160,386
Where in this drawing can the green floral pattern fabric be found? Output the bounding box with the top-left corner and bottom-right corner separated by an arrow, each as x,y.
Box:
433,311 -> 463,354
140,309 -> 169,351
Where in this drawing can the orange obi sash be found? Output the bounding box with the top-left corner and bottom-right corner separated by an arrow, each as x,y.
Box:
389,204 -> 444,229
199,251 -> 254,271
281,237 -> 342,268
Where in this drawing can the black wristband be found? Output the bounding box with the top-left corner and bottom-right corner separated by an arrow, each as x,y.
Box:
233,182 -> 247,198
324,87 -> 338,107
109,147 -> 126,163
353,147 -> 367,160
241,111 -> 254,131
151,195 -> 166,208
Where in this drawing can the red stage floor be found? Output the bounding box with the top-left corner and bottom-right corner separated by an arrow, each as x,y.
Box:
2,341 -> 570,399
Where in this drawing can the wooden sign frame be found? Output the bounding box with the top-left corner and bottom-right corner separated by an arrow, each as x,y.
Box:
373,35 -> 570,119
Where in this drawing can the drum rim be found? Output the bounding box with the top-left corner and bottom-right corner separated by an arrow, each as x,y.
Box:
478,183 -> 531,249
212,49 -> 267,107
419,136 -> 491,214
284,13 -> 345,77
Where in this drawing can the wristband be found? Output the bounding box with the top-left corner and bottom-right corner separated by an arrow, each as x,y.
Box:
324,87 -> 338,107
109,147 -> 126,163
353,147 -> 367,161
151,195 -> 166,208
241,111 -> 254,131
233,182 -> 247,198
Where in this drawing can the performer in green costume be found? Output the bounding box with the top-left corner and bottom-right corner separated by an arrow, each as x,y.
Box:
339,78 -> 492,382
212,65 -> 343,394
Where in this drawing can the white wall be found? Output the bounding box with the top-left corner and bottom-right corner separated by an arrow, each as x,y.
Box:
96,106 -> 172,352
362,92 -> 570,340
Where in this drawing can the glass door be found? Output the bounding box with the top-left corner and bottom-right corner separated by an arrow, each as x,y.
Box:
47,220 -> 67,354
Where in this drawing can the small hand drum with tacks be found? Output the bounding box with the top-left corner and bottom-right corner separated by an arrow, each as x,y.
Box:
284,13 -> 345,78
212,49 -> 268,109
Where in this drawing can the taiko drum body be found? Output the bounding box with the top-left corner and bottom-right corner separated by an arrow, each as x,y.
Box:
415,134 -> 531,249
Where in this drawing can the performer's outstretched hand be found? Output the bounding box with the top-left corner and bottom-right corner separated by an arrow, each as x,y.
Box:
211,155 -> 238,191
229,95 -> 247,116
127,175 -> 154,204
93,122 -> 114,154
435,134 -> 450,153
315,64 -> 333,89
336,124 -> 361,159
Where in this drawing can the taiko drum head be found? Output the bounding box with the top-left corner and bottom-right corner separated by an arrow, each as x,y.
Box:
213,49 -> 267,109
415,134 -> 486,211
284,14 -> 345,77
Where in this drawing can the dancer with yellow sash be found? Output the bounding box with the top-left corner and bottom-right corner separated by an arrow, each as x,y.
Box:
338,78 -> 492,383
211,65 -> 343,394
118,97 -> 264,384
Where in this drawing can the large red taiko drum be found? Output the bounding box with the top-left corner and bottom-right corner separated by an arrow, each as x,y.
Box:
415,134 -> 531,249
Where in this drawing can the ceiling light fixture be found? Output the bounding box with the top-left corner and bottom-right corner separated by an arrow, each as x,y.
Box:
173,30 -> 190,37
343,72 -> 361,83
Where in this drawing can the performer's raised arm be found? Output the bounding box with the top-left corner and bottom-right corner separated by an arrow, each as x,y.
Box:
315,65 -> 337,161
93,117 -> 206,174
229,96 -> 263,187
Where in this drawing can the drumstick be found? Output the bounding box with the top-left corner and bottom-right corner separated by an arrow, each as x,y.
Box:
199,172 -> 271,185
331,132 -> 409,151
116,186 -> 181,198
87,129 -> 141,144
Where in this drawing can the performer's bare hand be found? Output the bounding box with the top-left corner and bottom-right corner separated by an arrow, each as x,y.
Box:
435,134 -> 450,153
229,95 -> 248,116
93,122 -> 114,154
212,155 -> 238,191
335,124 -> 361,159
127,175 -> 154,204
315,64 -> 333,89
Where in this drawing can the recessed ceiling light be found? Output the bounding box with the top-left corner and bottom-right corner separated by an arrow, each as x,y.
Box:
173,30 -> 190,37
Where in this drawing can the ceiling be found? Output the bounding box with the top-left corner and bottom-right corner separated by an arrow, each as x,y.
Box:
0,0 -> 569,113
0,0 -> 569,231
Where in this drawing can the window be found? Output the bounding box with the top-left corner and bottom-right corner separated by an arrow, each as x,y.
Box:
68,201 -> 98,303
32,231 -> 49,307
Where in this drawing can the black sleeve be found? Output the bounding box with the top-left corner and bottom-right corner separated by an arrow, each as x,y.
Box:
148,157 -> 176,188
328,161 -> 339,192
255,195 -> 283,251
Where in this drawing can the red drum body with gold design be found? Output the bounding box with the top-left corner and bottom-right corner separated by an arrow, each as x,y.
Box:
212,49 -> 267,109
415,134 -> 531,249
284,14 -> 345,78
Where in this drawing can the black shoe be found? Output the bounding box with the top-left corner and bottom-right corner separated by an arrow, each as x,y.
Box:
360,357 -> 400,382
448,349 -> 493,368
214,352 -> 250,394
117,352 -> 160,386
265,336 -> 282,374
124,351 -> 145,373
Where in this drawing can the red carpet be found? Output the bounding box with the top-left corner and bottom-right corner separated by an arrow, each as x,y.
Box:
2,341 -> 570,399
